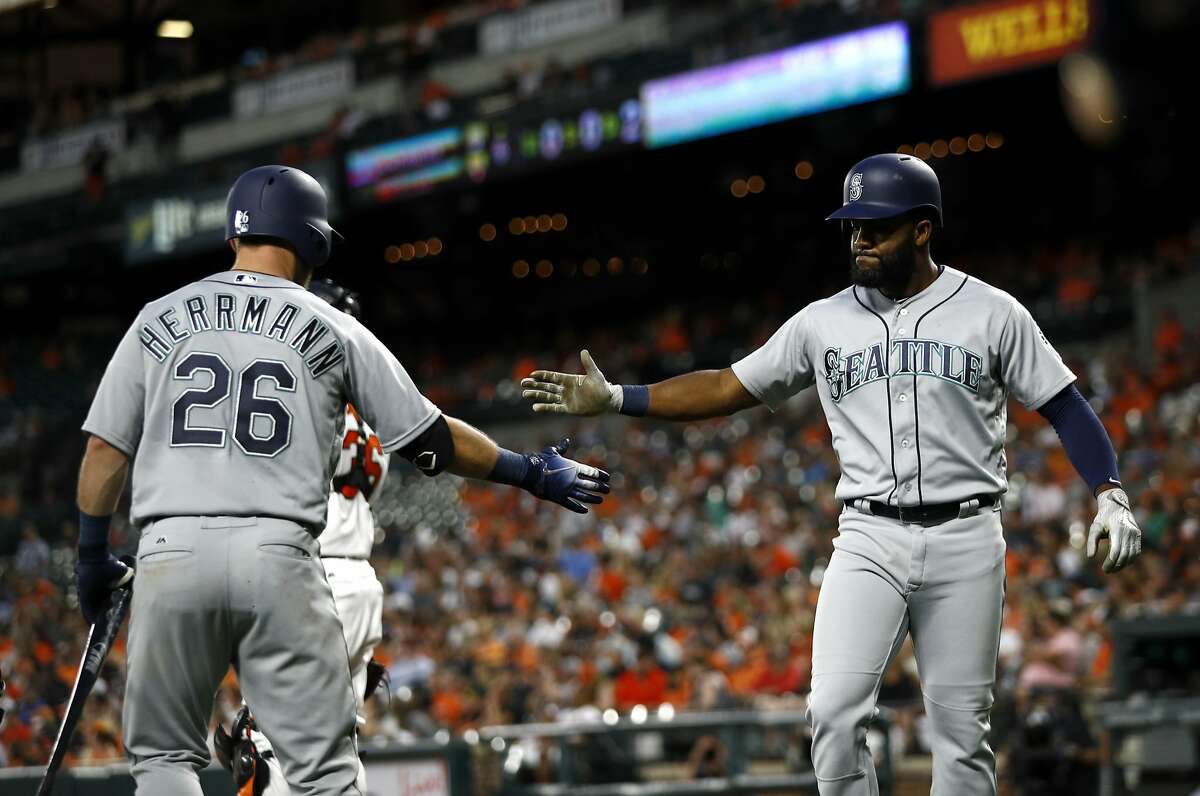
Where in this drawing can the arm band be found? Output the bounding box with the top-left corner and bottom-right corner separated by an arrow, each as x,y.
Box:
397,414 -> 455,476
1037,385 -> 1121,495
620,385 -> 650,417
78,511 -> 112,558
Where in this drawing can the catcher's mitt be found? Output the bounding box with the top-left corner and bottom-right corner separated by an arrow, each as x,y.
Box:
213,707 -> 271,796
364,657 -> 390,701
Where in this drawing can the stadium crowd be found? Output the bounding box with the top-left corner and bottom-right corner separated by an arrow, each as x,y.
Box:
0,229 -> 1197,785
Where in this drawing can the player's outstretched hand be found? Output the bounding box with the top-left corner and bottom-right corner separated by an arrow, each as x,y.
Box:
523,438 -> 611,513
1086,487 -> 1142,573
521,350 -> 619,415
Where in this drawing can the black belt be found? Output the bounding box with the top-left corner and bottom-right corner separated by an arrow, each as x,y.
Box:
850,494 -> 997,526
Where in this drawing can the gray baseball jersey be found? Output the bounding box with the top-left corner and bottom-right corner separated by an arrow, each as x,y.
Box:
83,270 -> 439,531
732,265 -> 1074,505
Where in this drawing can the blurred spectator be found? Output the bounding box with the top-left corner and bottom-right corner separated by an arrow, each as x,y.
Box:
1018,600 -> 1084,693
614,647 -> 667,710
82,138 -> 109,203
14,524 -> 49,575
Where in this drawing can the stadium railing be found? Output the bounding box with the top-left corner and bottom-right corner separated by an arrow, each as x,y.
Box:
0,709 -> 893,795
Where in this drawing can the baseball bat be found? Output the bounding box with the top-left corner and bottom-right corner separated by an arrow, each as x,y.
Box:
36,566 -> 135,796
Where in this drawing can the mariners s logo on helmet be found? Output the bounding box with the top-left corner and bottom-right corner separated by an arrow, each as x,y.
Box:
848,173 -> 864,202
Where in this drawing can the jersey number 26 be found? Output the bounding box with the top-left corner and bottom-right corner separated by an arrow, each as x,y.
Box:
170,352 -> 294,457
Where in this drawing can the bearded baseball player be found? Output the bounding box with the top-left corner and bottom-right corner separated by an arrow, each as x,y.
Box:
75,165 -> 610,796
521,153 -> 1141,795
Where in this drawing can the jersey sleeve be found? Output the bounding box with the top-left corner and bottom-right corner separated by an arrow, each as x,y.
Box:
81,316 -> 147,456
343,322 -> 441,453
730,308 -> 816,412
997,300 -> 1076,410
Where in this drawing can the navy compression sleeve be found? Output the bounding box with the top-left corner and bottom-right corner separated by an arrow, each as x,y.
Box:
1036,385 -> 1121,495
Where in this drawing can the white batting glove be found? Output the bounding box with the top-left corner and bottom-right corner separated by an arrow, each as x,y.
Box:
1086,487 -> 1142,573
520,350 -> 622,415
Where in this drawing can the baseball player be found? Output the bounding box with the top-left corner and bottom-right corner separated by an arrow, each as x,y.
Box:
520,154 -> 1141,795
214,280 -> 393,796
74,164 -> 610,796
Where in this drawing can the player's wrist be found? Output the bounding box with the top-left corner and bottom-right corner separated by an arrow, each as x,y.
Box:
78,511 -> 112,559
618,385 -> 650,417
489,448 -> 533,489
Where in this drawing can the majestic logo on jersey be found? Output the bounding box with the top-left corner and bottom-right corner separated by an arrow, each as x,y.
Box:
848,173 -> 864,202
822,339 -> 984,403
233,210 -> 251,234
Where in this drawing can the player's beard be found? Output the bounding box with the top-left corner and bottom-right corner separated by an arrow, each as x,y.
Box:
849,242 -> 917,296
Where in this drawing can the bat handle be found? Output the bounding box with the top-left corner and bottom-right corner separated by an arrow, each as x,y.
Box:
113,565 -> 135,588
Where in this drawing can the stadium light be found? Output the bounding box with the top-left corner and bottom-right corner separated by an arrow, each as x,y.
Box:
157,19 -> 193,39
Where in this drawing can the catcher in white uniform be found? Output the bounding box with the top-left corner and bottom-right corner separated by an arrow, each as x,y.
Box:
215,280 -> 391,796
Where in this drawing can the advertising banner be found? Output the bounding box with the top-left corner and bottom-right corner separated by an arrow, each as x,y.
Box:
362,759 -> 451,796
345,95 -> 641,204
928,0 -> 1092,86
479,0 -> 621,55
641,22 -> 910,149
233,58 -> 356,118
20,118 -> 125,173
125,161 -> 338,265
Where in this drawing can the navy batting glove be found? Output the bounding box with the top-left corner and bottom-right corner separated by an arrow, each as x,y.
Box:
523,438 -> 612,514
75,549 -> 131,625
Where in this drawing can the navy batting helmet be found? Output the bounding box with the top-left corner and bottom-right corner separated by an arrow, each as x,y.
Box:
225,165 -> 342,268
309,278 -> 361,319
826,154 -> 943,226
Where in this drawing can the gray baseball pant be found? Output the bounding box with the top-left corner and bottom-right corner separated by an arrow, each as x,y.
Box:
806,506 -> 1005,795
121,516 -> 363,796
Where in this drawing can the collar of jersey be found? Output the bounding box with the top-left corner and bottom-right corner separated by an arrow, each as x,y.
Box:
204,270 -> 304,288
863,264 -> 957,311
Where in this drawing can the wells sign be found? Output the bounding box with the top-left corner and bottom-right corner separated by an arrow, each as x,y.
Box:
928,0 -> 1092,86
